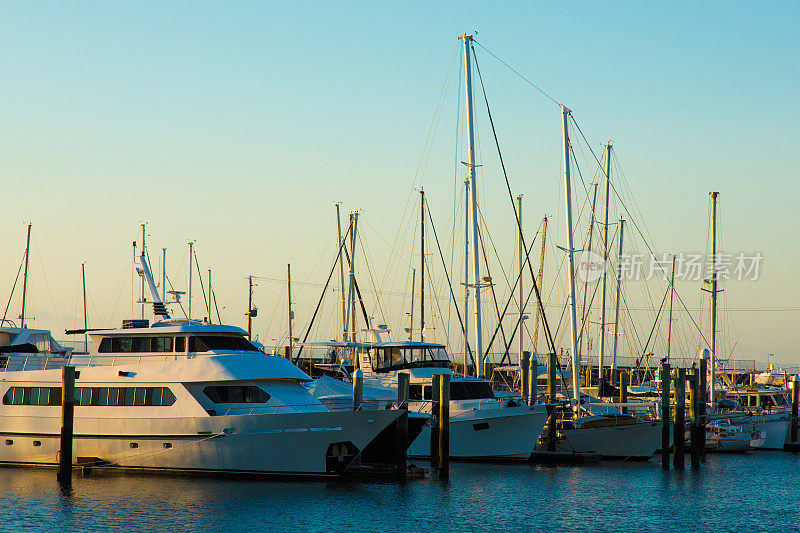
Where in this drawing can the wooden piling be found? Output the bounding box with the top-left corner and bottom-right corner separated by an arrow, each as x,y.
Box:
673,368 -> 685,470
660,362 -> 671,470
521,351 -> 530,405
352,368 -> 363,411
698,357 -> 707,458
619,372 -> 628,414
791,376 -> 799,445
430,374 -> 440,469
57,365 -> 75,487
547,352 -> 557,452
438,373 -> 450,479
585,362 -> 592,388
688,369 -> 700,470
528,352 -> 537,405
396,372 -> 410,481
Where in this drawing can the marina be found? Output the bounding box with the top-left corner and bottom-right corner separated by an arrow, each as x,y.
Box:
0,2 -> 797,531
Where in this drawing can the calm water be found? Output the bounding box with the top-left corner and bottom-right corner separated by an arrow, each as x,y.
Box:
1,452 -> 798,532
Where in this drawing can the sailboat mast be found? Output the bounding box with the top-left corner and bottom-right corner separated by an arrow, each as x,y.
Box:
710,191 -> 720,413
408,269 -> 416,342
345,212 -> 359,344
161,248 -> 167,309
599,142 -> 612,383
560,106 -> 581,412
463,179 -> 470,376
247,275 -> 253,339
532,216 -> 547,354
517,194 -> 524,362
335,203 -> 347,342
581,184 -> 598,372
82,262 -> 88,351
461,33 -> 485,378
20,223 -> 31,328
612,218 -> 625,374
141,224 -> 146,320
287,263 -> 293,358
420,188 -> 425,343
187,241 -> 194,320
666,254 -> 676,361
207,270 -> 213,323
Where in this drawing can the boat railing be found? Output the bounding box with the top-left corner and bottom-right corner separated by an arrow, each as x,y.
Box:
0,354 -> 70,373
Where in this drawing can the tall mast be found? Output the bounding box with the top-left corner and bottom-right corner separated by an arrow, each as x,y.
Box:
517,194 -> 524,362
420,188 -> 425,342
20,223 -> 31,328
709,191 -> 720,413
581,184 -> 598,371
187,241 -> 194,320
560,105 -> 581,413
666,254 -> 676,361
461,33 -> 485,378
612,218 -> 625,373
287,263 -> 293,358
207,269 -> 213,323
345,212 -> 359,344
408,268 -> 416,341
161,248 -> 167,309
141,224 -> 146,320
463,179 -> 470,376
82,262 -> 88,351
532,216 -> 547,354
335,203 -> 347,342
247,275 -> 254,339
599,142 -> 612,383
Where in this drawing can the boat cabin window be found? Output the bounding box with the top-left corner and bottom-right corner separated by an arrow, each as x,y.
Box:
3,386 -> 176,407
203,386 -> 270,404
450,381 -> 495,400
189,336 -> 259,353
774,394 -> 788,406
175,337 -> 186,352
372,346 -> 450,371
760,395 -> 779,409
99,336 -> 177,353
409,384 -> 422,400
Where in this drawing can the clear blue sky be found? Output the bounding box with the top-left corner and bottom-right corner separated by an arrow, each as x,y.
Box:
0,2 -> 797,365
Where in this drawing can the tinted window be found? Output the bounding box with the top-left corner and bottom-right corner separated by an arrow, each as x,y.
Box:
190,336 -> 259,353
450,381 -> 495,400
203,386 -> 270,404
409,385 -> 422,401
3,386 -> 176,407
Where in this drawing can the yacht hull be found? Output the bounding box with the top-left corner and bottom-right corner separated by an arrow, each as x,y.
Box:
0,409 -> 401,475
408,404 -> 549,460
542,419 -> 662,460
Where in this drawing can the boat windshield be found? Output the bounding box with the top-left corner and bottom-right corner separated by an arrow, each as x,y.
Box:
372,346 -> 449,371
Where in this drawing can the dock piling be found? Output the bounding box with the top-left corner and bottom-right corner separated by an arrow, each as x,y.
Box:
673,368 -> 685,470
397,372 -> 410,481
688,369 -> 701,470
660,362 -> 671,470
547,352 -> 557,452
619,372 -> 628,414
790,376 -> 799,445
438,373 -> 450,480
529,352 -> 537,405
698,356 -> 707,459
521,351 -> 530,405
430,374 -> 440,469
57,365 -> 75,488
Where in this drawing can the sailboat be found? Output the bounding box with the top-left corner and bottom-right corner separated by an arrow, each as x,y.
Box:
534,106 -> 661,460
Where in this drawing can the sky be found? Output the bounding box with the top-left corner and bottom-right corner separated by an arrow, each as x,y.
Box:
0,2 -> 797,367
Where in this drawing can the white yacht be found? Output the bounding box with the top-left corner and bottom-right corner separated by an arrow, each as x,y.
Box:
720,388 -> 792,449
0,320 -> 401,476
311,341 -> 550,461
0,252 -> 401,476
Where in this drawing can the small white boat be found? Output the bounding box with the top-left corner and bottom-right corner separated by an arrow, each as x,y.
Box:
706,423 -> 750,452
